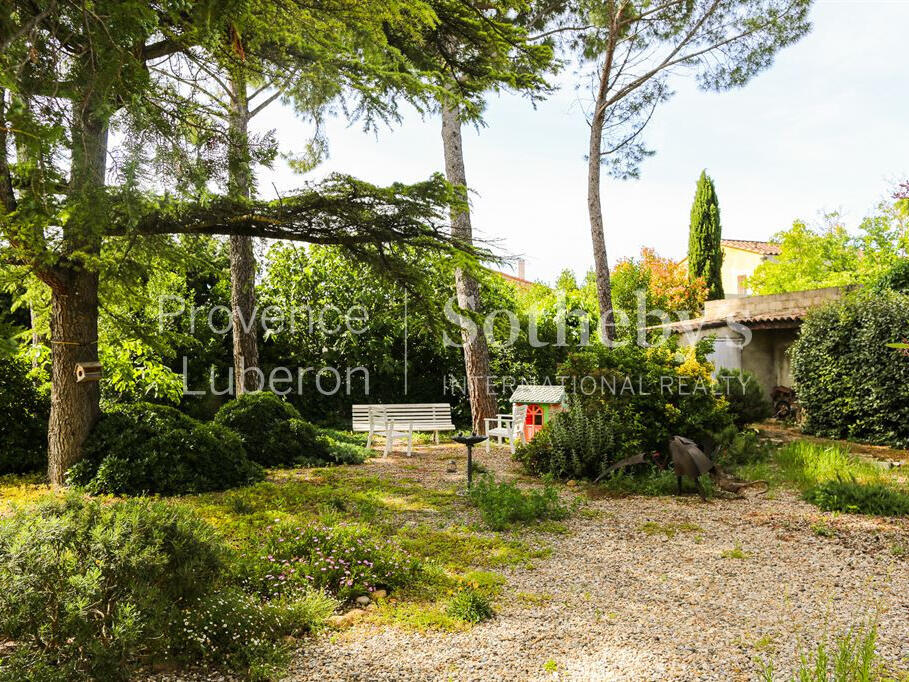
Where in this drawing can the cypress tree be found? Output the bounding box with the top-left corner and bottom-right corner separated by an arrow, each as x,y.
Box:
688,170 -> 724,300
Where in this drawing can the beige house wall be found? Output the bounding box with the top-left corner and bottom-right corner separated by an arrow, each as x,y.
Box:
720,246 -> 767,297
679,246 -> 772,298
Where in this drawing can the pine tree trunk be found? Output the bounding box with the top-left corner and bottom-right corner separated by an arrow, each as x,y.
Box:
227,68 -> 259,395
47,269 -> 100,484
441,103 -> 497,434
46,103 -> 106,485
588,78 -> 615,344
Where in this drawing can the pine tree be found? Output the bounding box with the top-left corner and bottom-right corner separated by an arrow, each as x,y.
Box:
688,171 -> 724,300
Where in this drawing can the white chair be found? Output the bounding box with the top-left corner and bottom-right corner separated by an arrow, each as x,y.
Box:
380,417 -> 414,457
484,404 -> 528,454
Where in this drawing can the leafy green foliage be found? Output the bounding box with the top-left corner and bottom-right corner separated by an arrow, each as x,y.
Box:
873,258 -> 909,294
0,495 -> 225,680
238,522 -> 421,602
467,475 -> 568,531
516,397 -> 623,480
528,341 -> 734,476
214,392 -> 307,466
213,391 -> 370,466
713,427 -> 770,468
749,205 -> 907,295
805,480 -> 909,517
0,356 -> 48,474
612,247 -> 708,325
715,368 -> 771,428
445,587 -> 494,624
171,587 -> 335,680
790,292 -> 909,447
69,403 -> 263,495
688,171 -> 724,300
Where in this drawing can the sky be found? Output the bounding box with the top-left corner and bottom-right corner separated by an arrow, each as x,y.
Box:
255,0 -> 909,285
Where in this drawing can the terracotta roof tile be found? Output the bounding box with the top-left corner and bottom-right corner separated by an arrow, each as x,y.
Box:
721,239 -> 782,256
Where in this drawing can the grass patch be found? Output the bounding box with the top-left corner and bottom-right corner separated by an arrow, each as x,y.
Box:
758,623 -> 898,682
736,442 -> 909,517
806,480 -> 909,517
810,520 -> 836,537
516,591 -> 553,605
175,465 -> 546,631
370,600 -> 468,632
445,587 -> 494,623
467,475 -> 570,531
638,521 -> 703,539
721,543 -> 751,559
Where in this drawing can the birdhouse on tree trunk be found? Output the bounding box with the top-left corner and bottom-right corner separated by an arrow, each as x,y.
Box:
509,385 -> 567,442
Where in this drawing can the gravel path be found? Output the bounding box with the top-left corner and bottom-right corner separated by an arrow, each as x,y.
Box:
287,445 -> 909,682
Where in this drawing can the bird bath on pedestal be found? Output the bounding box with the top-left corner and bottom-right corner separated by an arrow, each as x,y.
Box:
451,432 -> 488,489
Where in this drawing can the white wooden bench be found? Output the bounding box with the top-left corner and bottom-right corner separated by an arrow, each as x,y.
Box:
352,403 -> 455,456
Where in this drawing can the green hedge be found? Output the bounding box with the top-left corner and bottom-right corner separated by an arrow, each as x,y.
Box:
0,357 -> 48,474
214,392 -> 371,467
790,291 -> 909,447
68,403 -> 263,495
715,368 -> 771,428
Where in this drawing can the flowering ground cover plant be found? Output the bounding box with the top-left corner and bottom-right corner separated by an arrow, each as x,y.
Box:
240,521 -> 422,602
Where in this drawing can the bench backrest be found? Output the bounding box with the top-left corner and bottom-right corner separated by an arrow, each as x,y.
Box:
352,403 -> 454,432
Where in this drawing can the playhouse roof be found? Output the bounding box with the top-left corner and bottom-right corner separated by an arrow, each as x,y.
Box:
510,385 -> 567,404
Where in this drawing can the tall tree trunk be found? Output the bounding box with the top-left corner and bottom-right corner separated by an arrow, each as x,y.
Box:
46,103 -> 106,485
588,72 -> 615,344
441,102 -> 497,434
227,67 -> 259,395
47,268 -> 100,484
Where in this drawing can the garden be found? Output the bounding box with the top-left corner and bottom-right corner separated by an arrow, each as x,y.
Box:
3,1 -> 909,680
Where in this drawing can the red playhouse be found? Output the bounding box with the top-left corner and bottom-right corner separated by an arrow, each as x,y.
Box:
509,385 -> 568,442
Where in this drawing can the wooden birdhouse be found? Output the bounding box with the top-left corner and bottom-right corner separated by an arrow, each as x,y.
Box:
509,385 -> 567,442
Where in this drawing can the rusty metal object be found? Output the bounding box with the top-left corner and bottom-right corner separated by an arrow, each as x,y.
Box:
771,385 -> 798,420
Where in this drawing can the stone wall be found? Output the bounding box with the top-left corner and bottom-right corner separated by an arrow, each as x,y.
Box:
702,286 -> 845,322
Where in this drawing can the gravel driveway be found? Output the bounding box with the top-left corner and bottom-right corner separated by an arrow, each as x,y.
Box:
287,446 -> 909,682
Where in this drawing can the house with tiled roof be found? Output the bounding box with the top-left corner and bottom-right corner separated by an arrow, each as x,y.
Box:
679,239 -> 781,298
653,287 -> 847,398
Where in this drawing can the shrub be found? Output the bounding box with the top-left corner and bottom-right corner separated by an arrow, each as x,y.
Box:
873,258 -> 909,294
173,587 -> 298,680
559,341 -> 734,452
518,341 -> 735,480
715,368 -> 771,427
68,402 -> 263,495
0,495 -> 225,680
713,427 -> 771,468
516,397 -> 624,480
314,432 -> 372,465
467,475 -> 569,531
0,356 -> 48,474
214,392 -> 308,467
238,522 -> 421,602
446,587 -> 494,623
805,479 -> 909,517
790,291 -> 909,447
214,392 -> 370,467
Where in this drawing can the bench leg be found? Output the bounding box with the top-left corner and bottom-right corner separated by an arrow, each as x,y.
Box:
366,428 -> 373,449
384,434 -> 392,457
434,430 -> 439,445
407,430 -> 413,457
